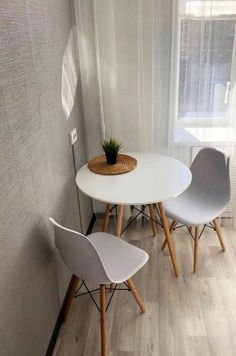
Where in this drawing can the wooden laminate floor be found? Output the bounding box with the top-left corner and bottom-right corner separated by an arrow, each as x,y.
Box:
53,217 -> 236,356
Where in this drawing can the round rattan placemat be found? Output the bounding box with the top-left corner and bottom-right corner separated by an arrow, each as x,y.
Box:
88,154 -> 137,175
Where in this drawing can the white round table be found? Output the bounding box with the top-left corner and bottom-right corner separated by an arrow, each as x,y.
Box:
76,153 -> 192,276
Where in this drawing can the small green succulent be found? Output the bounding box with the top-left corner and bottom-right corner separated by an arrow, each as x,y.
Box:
102,138 -> 122,155
102,138 -> 122,165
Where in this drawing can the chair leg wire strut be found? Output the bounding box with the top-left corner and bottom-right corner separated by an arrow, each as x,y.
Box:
105,204 -> 164,236
161,222 -> 215,250
74,280 -> 131,313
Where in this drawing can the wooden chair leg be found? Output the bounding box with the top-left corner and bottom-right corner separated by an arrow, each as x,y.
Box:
161,220 -> 176,250
63,275 -> 80,322
126,279 -> 145,313
100,285 -> 106,356
158,202 -> 179,277
102,203 -> 112,232
213,218 -> 226,251
149,204 -> 157,237
193,226 -> 199,273
115,205 -> 124,238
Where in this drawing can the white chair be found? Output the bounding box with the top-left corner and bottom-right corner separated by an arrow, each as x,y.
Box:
49,218 -> 149,356
161,147 -> 230,273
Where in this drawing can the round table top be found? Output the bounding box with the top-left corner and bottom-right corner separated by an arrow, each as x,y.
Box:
76,153 -> 192,205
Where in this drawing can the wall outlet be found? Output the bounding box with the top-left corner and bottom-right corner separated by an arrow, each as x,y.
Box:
69,128 -> 78,146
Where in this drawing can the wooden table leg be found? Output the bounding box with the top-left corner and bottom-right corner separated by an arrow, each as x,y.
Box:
158,202 -> 179,277
115,205 -> 124,238
161,219 -> 176,250
100,285 -> 106,356
149,204 -> 157,237
110,205 -> 124,290
102,203 -> 112,232
193,226 -> 199,273
63,275 -> 80,322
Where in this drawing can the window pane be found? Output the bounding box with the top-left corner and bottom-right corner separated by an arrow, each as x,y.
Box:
178,19 -> 235,119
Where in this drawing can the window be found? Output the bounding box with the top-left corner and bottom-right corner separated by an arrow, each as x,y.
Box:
172,1 -> 236,131
179,19 -> 235,123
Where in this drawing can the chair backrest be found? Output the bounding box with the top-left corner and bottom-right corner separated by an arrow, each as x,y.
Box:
49,218 -> 110,284
190,147 -> 231,207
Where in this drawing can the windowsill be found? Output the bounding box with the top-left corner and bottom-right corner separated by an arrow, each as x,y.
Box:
174,127 -> 236,146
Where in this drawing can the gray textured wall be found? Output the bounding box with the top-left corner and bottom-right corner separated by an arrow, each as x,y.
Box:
0,0 -> 93,355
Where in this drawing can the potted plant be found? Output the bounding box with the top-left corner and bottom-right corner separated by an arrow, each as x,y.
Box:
102,137 -> 122,165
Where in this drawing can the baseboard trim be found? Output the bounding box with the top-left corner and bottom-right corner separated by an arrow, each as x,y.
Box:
45,213 -> 96,356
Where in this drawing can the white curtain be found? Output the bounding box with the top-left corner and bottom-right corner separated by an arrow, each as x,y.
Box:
74,0 -> 236,223
85,0 -> 172,153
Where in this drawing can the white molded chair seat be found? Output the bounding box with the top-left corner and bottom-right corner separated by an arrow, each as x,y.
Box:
164,189 -> 228,226
49,218 -> 149,285
87,232 -> 148,284
165,147 -> 230,227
